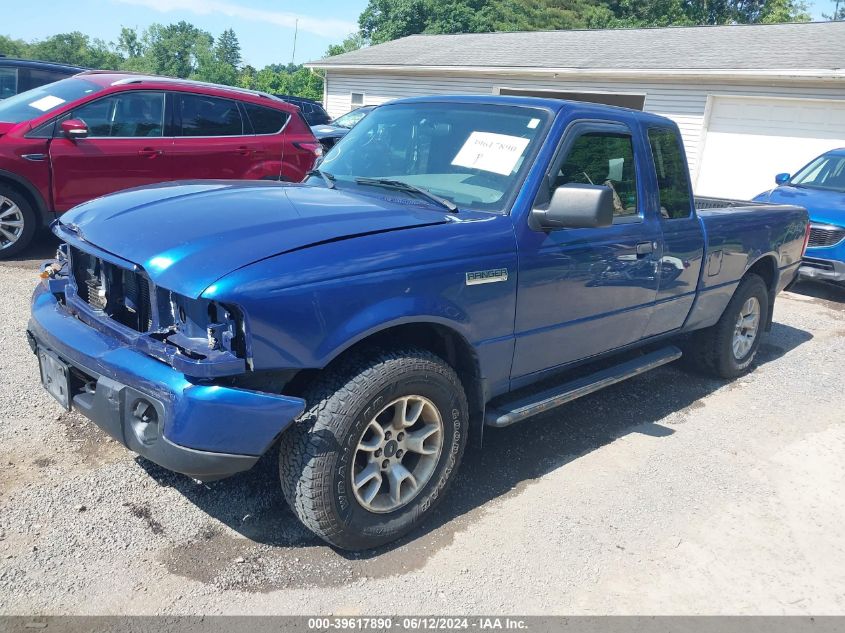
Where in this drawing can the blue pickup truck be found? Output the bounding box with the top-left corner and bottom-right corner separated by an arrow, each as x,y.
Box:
28,96 -> 808,550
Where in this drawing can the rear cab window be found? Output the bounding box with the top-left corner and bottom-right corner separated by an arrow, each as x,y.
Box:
647,127 -> 693,219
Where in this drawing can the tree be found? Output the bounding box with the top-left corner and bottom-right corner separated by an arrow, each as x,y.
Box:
822,0 -> 844,19
237,64 -> 258,89
353,0 -> 811,42
144,21 -> 213,78
492,0 -> 615,30
28,32 -> 122,68
325,32 -> 368,57
608,0 -> 810,25
215,28 -> 242,68
359,0 -> 429,44
0,35 -> 29,58
117,26 -> 144,59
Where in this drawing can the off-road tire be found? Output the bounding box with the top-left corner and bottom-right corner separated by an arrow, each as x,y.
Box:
686,273 -> 770,379
0,185 -> 37,259
279,347 -> 469,550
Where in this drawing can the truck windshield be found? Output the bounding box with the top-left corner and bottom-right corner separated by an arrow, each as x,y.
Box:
790,153 -> 845,193
316,102 -> 550,212
0,77 -> 103,124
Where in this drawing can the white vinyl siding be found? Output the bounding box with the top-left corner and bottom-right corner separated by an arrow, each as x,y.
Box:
323,70 -> 845,181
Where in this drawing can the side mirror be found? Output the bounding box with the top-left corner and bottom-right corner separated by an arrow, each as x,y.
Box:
775,173 -> 790,185
531,183 -> 615,230
60,119 -> 89,140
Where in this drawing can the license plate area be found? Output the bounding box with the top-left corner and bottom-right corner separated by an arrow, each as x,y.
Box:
38,349 -> 72,410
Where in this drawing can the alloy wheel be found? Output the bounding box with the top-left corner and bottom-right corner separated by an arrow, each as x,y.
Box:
0,196 -> 24,251
732,296 -> 761,360
351,395 -> 444,513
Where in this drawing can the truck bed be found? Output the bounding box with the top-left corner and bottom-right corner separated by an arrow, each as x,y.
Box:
694,196 -> 768,210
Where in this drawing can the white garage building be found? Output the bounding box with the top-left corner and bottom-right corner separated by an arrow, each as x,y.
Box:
308,21 -> 845,200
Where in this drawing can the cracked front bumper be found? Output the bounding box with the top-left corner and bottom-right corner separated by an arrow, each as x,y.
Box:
28,284 -> 306,481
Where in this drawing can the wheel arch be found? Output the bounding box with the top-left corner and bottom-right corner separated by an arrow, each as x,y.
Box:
287,318 -> 486,443
744,253 -> 778,331
0,170 -> 50,225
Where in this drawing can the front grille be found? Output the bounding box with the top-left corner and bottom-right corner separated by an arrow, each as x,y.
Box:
70,246 -> 153,332
808,225 -> 845,248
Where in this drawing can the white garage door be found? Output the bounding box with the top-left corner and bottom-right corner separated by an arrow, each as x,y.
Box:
696,96 -> 845,200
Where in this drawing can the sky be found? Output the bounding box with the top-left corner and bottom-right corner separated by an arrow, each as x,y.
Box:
4,0 -> 836,69
8,0 -> 370,68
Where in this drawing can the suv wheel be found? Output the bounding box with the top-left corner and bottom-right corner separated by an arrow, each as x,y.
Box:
0,186 -> 37,259
279,347 -> 468,550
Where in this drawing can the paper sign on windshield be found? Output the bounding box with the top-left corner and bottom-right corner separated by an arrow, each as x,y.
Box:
452,132 -> 531,176
29,95 -> 65,112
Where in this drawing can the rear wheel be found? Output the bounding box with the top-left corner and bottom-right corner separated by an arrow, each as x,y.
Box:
686,273 -> 769,379
0,186 -> 37,259
279,347 -> 468,550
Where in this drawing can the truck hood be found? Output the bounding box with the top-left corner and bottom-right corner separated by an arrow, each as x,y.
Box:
755,185 -> 845,226
57,181 -> 452,298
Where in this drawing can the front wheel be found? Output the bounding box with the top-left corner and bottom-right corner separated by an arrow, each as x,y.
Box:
279,347 -> 468,550
0,186 -> 37,259
686,273 -> 770,379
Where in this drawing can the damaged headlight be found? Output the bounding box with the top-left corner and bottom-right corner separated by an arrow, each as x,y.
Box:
153,290 -> 249,365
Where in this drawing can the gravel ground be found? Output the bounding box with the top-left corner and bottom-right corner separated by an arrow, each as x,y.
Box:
1,237 -> 844,615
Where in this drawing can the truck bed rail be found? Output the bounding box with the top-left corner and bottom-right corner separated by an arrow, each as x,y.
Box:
694,196 -> 766,210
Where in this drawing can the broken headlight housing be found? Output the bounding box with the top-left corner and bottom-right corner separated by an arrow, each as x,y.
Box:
151,289 -> 250,374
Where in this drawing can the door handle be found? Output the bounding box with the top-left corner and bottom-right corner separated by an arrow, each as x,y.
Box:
636,241 -> 655,258
138,148 -> 163,158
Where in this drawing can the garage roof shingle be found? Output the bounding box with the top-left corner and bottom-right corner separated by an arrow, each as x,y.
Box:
308,21 -> 845,71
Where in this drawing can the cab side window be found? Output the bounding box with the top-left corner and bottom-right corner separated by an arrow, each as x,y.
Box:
73,92 -> 165,137
556,131 -> 638,219
648,127 -> 692,219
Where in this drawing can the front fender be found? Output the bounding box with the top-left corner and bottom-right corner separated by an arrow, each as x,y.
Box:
314,298 -> 472,366
205,215 -> 519,396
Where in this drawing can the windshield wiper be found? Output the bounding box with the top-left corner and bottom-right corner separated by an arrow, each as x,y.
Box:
307,169 -> 336,190
355,177 -> 458,213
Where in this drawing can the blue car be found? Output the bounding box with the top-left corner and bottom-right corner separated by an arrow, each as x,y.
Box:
754,149 -> 845,285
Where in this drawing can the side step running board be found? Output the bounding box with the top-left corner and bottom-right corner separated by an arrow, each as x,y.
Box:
485,346 -> 683,428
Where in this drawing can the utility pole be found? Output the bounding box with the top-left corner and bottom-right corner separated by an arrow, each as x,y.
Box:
291,19 -> 298,65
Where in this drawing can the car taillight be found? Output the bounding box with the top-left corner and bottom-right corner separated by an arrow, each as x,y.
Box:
802,222 -> 812,255
293,141 -> 323,157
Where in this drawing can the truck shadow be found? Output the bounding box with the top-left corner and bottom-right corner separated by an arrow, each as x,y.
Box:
138,321 -> 811,587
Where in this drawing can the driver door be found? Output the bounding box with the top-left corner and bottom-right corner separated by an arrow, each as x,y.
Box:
49,90 -> 172,211
511,120 -> 661,379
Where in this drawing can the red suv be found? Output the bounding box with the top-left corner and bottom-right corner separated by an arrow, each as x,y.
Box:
0,71 -> 321,257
